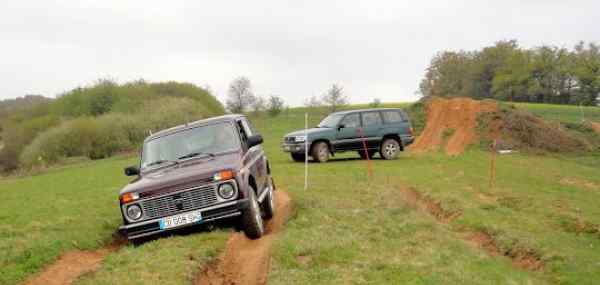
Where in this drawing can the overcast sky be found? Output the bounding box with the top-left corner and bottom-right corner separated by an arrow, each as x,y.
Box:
1,0 -> 599,106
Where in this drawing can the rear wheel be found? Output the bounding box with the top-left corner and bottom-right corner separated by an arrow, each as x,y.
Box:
241,188 -> 265,239
311,141 -> 330,163
380,138 -> 400,160
290,153 -> 305,162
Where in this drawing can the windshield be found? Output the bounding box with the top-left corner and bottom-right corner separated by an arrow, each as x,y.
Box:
318,114 -> 343,128
141,122 -> 239,170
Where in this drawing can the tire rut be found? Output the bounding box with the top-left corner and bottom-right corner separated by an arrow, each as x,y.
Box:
195,190 -> 292,285
397,186 -> 544,271
22,235 -> 126,285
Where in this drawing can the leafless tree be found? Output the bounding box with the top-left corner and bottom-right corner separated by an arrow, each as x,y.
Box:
225,77 -> 255,113
321,84 -> 348,112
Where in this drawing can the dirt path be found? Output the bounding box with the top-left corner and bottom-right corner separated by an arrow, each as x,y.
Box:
23,238 -> 125,285
195,190 -> 292,285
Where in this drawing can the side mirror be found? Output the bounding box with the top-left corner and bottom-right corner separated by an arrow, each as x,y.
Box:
247,134 -> 264,148
124,165 -> 140,176
337,124 -> 345,131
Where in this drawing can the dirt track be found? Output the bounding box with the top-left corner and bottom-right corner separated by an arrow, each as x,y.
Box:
410,97 -> 497,155
195,190 -> 292,285
23,238 -> 125,285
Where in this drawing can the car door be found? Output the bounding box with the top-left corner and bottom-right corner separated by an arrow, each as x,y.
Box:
360,111 -> 384,150
381,110 -> 410,145
335,112 -> 362,151
237,118 -> 268,193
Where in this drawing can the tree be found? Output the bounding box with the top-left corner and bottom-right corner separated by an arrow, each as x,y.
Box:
321,84 -> 348,112
369,98 -> 382,108
226,77 -> 255,113
267,95 -> 284,117
304,96 -> 322,109
251,96 -> 266,115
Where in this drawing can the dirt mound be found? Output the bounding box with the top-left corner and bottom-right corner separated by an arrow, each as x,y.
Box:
24,236 -> 125,285
410,97 -> 498,155
195,190 -> 292,285
481,108 -> 590,153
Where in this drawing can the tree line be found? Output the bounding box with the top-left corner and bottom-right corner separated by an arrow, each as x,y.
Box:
419,40 -> 600,106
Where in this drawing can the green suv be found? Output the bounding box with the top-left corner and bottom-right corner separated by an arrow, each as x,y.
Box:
282,108 -> 415,162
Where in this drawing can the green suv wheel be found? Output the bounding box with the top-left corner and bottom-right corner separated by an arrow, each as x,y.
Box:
380,138 -> 400,160
311,141 -> 330,163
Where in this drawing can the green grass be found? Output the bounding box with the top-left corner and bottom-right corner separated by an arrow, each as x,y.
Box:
514,102 -> 600,124
1,101 -> 599,284
251,108 -> 600,284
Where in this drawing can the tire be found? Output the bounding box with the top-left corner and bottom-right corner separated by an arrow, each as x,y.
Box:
291,153 -> 305,162
311,141 -> 330,163
261,177 -> 275,220
380,138 -> 401,160
358,150 -> 376,159
241,187 -> 265,239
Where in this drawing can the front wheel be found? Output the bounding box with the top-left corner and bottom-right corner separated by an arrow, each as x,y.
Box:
380,138 -> 400,160
311,141 -> 330,163
241,188 -> 265,239
261,178 -> 276,220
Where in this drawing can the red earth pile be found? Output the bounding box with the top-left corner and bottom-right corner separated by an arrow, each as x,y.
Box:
410,97 -> 498,155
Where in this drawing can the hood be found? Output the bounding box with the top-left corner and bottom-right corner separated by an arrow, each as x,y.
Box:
285,127 -> 332,138
120,151 -> 242,197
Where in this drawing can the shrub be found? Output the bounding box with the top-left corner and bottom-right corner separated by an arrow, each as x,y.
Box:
20,97 -> 220,168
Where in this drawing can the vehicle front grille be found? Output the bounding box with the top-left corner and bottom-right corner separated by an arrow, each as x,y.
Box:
284,137 -> 295,143
140,185 -> 218,220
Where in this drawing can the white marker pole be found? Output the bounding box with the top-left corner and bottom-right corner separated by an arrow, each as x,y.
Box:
304,112 -> 308,190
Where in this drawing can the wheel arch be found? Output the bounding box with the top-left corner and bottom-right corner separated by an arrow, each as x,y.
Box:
381,134 -> 403,151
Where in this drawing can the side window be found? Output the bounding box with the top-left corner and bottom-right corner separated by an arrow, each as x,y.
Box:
241,119 -> 258,136
236,120 -> 248,145
382,111 -> 403,124
362,112 -> 382,127
340,113 -> 361,128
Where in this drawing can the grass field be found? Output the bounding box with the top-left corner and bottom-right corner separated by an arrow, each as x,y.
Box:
0,101 -> 599,284
514,102 -> 600,124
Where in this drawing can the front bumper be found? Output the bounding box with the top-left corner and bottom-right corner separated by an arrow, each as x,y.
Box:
119,198 -> 249,240
282,143 -> 307,153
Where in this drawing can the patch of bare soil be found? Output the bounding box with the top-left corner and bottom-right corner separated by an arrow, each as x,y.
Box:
591,122 -> 600,134
560,177 -> 599,192
23,235 -> 126,285
195,190 -> 292,285
410,97 -> 498,155
397,186 -> 544,271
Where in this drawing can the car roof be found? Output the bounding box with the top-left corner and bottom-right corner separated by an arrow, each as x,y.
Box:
330,108 -> 404,116
145,114 -> 244,142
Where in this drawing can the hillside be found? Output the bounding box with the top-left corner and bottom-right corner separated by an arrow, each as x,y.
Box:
0,80 -> 225,172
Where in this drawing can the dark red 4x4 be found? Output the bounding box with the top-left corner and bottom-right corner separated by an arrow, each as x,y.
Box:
118,115 -> 275,241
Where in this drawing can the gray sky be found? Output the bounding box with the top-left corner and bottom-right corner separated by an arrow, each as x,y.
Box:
1,0 -> 599,106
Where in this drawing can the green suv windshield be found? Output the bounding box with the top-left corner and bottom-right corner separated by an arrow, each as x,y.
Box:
318,114 -> 343,128
141,122 -> 239,170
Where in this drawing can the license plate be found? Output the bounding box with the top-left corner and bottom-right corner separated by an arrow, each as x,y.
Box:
159,210 -> 202,230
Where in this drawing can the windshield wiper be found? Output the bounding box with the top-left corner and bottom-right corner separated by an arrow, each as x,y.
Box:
145,159 -> 179,168
177,151 -> 215,160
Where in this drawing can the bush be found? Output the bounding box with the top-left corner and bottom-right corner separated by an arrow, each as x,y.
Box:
20,97 -> 220,168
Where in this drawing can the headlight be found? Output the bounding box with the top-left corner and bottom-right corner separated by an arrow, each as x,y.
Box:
218,183 -> 237,199
295,136 -> 307,142
126,204 -> 142,220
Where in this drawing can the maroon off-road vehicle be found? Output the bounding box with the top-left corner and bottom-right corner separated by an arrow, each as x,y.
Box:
118,115 -> 275,241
